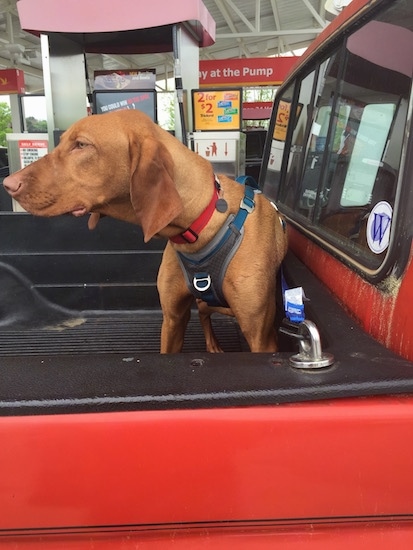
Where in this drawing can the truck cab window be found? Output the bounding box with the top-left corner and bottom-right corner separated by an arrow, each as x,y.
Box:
265,1 -> 413,275
261,83 -> 295,201
280,70 -> 316,209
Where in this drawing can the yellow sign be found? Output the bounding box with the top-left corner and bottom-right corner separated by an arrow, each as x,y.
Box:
273,100 -> 292,141
192,88 -> 242,131
273,100 -> 303,141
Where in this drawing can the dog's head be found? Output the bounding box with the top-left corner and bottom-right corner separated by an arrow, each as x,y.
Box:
3,110 -> 184,241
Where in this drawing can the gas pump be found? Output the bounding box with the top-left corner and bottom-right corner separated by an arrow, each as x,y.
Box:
16,0 -> 216,146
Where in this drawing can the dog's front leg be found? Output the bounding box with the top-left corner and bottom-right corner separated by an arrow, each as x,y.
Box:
158,245 -> 194,353
160,301 -> 192,353
227,282 -> 278,353
196,299 -> 224,353
236,306 -> 278,353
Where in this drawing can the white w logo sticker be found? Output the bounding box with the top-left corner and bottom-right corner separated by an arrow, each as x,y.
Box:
367,202 -> 393,254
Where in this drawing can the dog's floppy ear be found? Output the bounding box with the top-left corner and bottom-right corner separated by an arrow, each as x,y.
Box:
130,137 -> 183,242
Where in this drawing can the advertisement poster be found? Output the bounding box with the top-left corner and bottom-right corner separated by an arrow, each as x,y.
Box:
273,100 -> 292,141
192,88 -> 242,131
94,69 -> 156,90
93,90 -> 157,121
273,100 -> 303,141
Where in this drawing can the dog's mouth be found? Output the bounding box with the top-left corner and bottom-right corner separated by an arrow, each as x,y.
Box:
71,206 -> 88,217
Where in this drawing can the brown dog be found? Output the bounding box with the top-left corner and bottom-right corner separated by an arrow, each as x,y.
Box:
3,110 -> 287,353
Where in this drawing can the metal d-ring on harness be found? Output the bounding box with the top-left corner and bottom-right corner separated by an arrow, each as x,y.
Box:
177,185 -> 256,308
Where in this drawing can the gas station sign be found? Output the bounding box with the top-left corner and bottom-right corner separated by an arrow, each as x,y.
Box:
18,139 -> 48,168
199,57 -> 297,86
0,69 -> 25,94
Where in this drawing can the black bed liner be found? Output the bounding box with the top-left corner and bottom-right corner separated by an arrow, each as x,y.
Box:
0,244 -> 413,416
0,309 -> 249,355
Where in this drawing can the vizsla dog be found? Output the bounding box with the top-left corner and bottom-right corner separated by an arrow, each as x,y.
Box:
3,110 -> 287,353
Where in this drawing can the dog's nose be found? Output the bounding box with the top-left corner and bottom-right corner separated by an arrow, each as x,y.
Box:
3,174 -> 22,194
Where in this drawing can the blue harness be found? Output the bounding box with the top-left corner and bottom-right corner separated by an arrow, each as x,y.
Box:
177,185 -> 256,308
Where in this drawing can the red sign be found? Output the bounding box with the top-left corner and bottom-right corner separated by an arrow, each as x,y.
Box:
199,57 -> 298,87
0,69 -> 25,94
243,101 -> 273,120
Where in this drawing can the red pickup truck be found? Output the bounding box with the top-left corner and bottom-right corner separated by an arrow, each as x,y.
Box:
1,0 -> 413,547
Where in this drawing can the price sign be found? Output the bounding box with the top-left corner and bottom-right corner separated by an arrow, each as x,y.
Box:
273,100 -> 291,141
273,100 -> 303,141
192,88 -> 242,131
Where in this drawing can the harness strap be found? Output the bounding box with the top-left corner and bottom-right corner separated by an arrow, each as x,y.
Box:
177,214 -> 244,307
177,185 -> 256,308
232,185 -> 255,232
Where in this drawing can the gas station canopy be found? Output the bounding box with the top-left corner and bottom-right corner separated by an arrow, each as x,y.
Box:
17,0 -> 216,54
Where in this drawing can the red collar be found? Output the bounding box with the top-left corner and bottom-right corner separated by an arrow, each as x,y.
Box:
170,179 -> 219,244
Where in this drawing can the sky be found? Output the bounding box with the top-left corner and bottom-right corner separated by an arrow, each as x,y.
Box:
2,94 -> 47,120
22,95 -> 47,119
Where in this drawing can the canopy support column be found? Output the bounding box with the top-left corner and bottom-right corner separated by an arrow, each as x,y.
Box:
173,24 -> 199,142
41,33 -> 88,148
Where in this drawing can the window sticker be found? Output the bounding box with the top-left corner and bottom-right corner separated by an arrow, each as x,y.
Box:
366,201 -> 392,254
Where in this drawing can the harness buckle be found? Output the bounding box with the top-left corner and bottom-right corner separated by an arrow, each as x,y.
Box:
240,194 -> 255,214
193,273 -> 212,292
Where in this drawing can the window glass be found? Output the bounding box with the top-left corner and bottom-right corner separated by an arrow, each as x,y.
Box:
271,0 -> 413,272
294,57 -> 335,219
280,70 -> 316,208
315,16 -> 411,266
261,83 -> 295,201
339,103 -> 395,207
20,95 -> 47,133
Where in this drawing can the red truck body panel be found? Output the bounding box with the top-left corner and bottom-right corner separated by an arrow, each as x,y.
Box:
1,397 -> 413,546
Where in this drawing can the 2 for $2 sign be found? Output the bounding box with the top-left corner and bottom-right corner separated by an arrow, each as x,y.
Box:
192,89 -> 242,131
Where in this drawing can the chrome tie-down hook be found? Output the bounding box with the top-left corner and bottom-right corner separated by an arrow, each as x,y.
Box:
280,319 -> 335,369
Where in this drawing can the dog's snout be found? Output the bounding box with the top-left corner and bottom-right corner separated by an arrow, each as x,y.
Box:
3,174 -> 22,195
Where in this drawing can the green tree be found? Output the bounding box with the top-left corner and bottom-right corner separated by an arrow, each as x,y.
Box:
0,102 -> 12,147
26,116 -> 47,133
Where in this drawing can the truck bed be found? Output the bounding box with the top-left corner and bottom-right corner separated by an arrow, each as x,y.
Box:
0,211 -> 412,417
0,310 -> 249,356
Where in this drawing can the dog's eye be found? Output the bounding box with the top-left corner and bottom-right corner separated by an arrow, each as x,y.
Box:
75,140 -> 89,149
